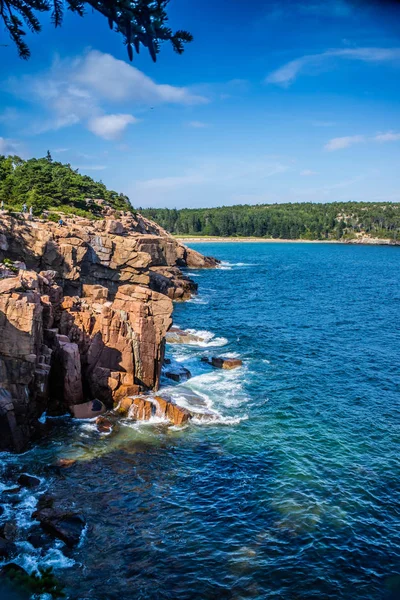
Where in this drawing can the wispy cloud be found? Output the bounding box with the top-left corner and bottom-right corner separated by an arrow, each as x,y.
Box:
188,121 -> 209,128
300,169 -> 317,176
74,164 -> 107,171
325,131 -> 400,150
0,137 -> 21,155
325,135 -> 365,151
8,50 -> 207,139
374,131 -> 400,142
135,158 -> 289,193
266,47 -> 400,87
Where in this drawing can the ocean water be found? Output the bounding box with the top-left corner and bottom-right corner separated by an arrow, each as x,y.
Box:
1,242 -> 400,599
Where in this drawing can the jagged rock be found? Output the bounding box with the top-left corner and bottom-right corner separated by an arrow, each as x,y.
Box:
17,473 -> 41,488
153,396 -> 191,426
114,395 -> 191,426
164,366 -> 191,382
33,507 -> 85,547
0,212 -> 217,451
211,357 -> 243,370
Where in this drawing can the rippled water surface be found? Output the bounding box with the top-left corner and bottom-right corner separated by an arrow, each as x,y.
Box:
1,242 -> 400,599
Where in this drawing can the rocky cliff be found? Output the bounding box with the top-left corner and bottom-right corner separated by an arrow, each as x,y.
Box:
0,210 -> 218,451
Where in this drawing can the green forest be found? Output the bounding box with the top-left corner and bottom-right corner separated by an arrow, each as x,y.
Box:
0,153 -> 131,218
140,203 -> 400,241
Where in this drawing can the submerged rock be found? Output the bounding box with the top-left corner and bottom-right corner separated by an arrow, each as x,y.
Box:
0,536 -> 17,558
17,473 -> 41,488
32,507 -> 85,548
56,458 -> 76,468
0,521 -> 17,541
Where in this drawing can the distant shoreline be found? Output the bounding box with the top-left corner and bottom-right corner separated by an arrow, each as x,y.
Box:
174,236 -> 399,246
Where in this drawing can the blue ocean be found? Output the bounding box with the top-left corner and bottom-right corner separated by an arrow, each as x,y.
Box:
1,242 -> 399,599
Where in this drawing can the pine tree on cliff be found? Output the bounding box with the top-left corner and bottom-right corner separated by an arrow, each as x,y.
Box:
0,0 -> 193,60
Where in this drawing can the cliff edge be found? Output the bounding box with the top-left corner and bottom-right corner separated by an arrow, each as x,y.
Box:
0,210 -> 218,451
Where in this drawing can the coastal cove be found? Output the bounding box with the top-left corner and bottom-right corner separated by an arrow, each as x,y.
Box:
1,241 -> 399,599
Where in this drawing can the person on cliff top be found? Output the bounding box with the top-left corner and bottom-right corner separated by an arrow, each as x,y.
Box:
0,200 -> 4,211
58,218 -> 64,227
22,203 -> 27,213
28,206 -> 33,220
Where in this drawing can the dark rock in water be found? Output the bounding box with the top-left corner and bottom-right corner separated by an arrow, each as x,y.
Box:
0,521 -> 17,541
18,474 -> 41,489
0,536 -> 17,558
2,488 -> 22,505
36,494 -> 54,511
56,458 -> 76,468
33,508 -> 85,547
95,416 -> 114,433
200,356 -> 210,363
211,357 -> 243,370
0,563 -> 27,578
164,366 -> 191,382
2,487 -> 21,496
163,358 -> 171,365
27,531 -> 53,551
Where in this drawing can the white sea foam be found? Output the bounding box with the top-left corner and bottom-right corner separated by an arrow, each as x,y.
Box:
14,543 -> 75,575
187,296 -> 209,304
191,414 -> 248,426
219,261 -> 256,268
184,329 -> 228,347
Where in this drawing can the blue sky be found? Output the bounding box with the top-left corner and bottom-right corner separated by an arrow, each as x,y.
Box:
1,0 -> 400,208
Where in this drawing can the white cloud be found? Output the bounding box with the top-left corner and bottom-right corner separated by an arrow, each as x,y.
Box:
74,164 -> 107,171
266,47 -> 400,87
324,130 -> 400,151
8,49 -> 207,139
135,158 -> 289,193
73,50 -> 207,105
0,137 -> 20,155
300,169 -> 317,176
87,114 -> 138,140
324,135 -> 365,151
188,121 -> 209,128
374,131 -> 400,142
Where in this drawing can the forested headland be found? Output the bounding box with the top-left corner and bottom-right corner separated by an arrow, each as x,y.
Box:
140,203 -> 400,241
0,153 -> 131,219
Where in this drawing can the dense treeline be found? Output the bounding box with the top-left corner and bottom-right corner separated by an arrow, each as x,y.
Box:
0,153 -> 131,217
140,203 -> 400,240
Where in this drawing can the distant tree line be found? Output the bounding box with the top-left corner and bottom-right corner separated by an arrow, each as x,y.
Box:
140,203 -> 400,240
0,153 -> 131,216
